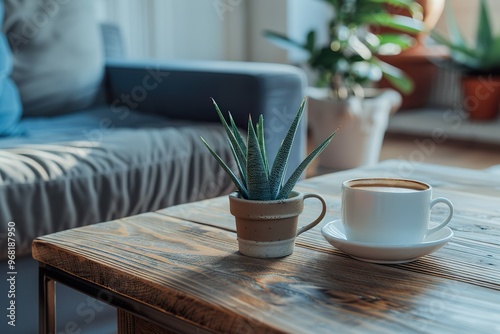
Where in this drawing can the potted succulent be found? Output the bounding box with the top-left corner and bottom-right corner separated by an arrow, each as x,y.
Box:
264,0 -> 424,170
430,0 -> 500,121
201,97 -> 334,258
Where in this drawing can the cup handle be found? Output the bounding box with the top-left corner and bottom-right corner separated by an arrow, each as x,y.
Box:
426,197 -> 454,236
296,193 -> 327,237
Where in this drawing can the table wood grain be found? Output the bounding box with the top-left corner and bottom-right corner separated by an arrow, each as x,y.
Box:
33,160 -> 500,333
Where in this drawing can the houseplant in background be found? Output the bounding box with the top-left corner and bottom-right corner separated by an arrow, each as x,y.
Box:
430,0 -> 500,121
201,97 -> 334,258
375,0 -> 446,109
265,0 -> 424,170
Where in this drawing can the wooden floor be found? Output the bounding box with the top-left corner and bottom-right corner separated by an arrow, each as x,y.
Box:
380,133 -> 500,170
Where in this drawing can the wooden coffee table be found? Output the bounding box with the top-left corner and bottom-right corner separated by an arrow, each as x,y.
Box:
33,160 -> 500,333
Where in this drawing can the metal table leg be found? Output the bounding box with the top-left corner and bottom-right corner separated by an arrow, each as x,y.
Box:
36,264 -> 213,334
39,264 -> 56,334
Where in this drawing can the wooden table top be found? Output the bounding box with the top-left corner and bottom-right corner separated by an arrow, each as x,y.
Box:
33,160 -> 500,333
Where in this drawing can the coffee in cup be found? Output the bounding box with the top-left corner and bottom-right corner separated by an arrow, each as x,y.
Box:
342,178 -> 453,245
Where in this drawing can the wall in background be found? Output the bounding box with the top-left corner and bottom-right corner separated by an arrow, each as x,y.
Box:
246,0 -> 287,63
287,0 -> 331,65
95,0 -> 291,63
95,0 -> 500,63
95,0 -> 247,61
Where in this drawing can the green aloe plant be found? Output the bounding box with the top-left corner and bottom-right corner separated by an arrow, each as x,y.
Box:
201,97 -> 336,201
430,0 -> 500,74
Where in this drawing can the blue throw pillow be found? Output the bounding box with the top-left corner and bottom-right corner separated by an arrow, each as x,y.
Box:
0,1 -> 22,136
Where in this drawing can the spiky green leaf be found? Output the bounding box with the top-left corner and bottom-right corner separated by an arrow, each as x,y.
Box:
430,31 -> 476,59
444,0 -> 466,49
227,112 -> 248,186
211,98 -> 247,182
477,0 -> 493,57
228,141 -> 247,188
484,36 -> 500,69
268,97 -> 307,199
229,113 -> 247,157
277,130 -> 337,200
430,31 -> 478,69
256,115 -> 269,177
246,117 -> 272,200
201,137 -> 249,199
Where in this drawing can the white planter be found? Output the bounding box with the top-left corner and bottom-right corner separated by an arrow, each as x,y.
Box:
307,87 -> 401,170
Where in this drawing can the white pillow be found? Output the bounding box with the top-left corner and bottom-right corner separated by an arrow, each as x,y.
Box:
3,0 -> 104,116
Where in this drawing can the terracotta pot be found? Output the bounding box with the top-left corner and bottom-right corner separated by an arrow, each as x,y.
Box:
377,45 -> 447,109
461,75 -> 500,121
307,88 -> 401,170
229,191 -> 327,258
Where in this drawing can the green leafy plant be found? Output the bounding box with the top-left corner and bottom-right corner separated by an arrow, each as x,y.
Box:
264,0 -> 424,99
430,0 -> 500,75
201,97 -> 336,201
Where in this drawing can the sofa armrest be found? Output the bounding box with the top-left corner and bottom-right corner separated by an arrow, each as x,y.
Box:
104,59 -> 308,170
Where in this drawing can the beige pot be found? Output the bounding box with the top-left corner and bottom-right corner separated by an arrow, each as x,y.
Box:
307,88 -> 401,171
229,191 -> 327,258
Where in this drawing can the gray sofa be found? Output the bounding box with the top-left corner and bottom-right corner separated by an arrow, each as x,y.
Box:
0,2 -> 306,333
1,59 -> 306,259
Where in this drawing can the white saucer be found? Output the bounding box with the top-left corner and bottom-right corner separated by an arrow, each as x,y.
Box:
321,220 -> 453,264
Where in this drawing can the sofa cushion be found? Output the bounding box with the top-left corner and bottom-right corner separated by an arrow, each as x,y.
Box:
0,1 -> 22,136
2,0 -> 104,116
0,107 -> 235,258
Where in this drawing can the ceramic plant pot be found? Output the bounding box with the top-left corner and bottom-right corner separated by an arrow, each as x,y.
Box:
229,191 -> 327,258
307,88 -> 402,170
377,45 -> 447,109
461,75 -> 500,121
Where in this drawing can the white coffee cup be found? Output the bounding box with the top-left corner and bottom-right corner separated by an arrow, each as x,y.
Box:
342,178 -> 454,245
